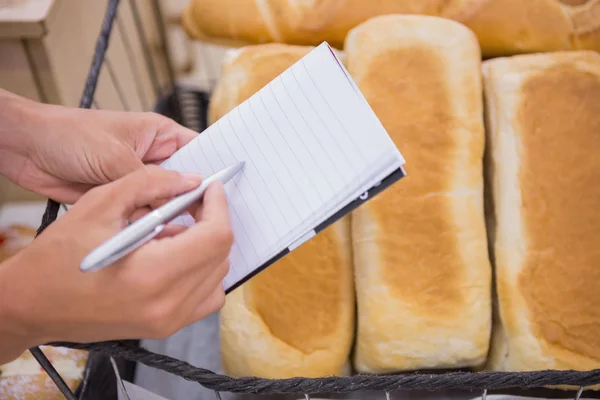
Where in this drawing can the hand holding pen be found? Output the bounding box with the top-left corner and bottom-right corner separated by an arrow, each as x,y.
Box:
0,165 -> 237,362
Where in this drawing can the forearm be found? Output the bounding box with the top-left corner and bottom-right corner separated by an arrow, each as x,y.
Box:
0,89 -> 36,152
0,252 -> 42,365
0,89 -> 42,179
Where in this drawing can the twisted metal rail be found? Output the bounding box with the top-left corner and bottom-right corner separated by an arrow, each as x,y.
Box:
49,340 -> 600,396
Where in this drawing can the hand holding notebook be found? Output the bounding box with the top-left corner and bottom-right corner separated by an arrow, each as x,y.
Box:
161,42 -> 406,292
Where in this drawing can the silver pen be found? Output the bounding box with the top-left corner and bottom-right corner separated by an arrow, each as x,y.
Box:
80,161 -> 245,273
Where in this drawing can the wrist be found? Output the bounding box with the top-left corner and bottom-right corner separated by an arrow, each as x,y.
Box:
0,89 -> 44,158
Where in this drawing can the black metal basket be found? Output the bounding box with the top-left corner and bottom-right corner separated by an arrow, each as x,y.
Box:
26,0 -> 600,399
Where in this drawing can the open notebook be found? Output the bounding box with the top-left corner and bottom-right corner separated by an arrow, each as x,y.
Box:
161,42 -> 406,293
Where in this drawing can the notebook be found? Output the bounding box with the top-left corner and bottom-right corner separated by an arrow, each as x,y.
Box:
161,42 -> 406,293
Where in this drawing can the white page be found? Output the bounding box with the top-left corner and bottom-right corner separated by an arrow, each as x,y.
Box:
161,42 -> 405,291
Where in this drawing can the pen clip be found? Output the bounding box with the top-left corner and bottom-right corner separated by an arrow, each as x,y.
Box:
83,224 -> 165,272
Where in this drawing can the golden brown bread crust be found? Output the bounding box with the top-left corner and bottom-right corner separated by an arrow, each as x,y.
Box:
182,0 -> 454,48
208,43 -> 313,124
346,15 -> 491,373
181,0 -> 600,56
220,219 -> 354,378
266,0 -> 455,46
567,0 -> 600,51
0,346 -> 88,399
483,50 -> 600,372
211,44 -> 354,378
456,0 -> 574,57
181,0 -> 274,46
208,42 -> 346,122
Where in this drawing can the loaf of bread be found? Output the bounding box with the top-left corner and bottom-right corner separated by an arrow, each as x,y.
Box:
181,0 -> 454,48
456,0 -> 600,57
483,50 -> 600,372
346,15 -> 491,373
208,43 -> 313,123
180,0 -> 600,57
0,346 -> 88,400
211,44 -> 355,378
0,224 -> 36,262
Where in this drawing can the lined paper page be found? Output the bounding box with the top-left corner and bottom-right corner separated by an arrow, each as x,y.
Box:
161,42 -> 405,291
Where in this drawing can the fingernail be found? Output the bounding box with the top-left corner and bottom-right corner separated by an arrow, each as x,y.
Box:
182,172 -> 203,184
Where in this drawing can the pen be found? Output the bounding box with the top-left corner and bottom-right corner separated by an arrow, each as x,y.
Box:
80,161 -> 245,273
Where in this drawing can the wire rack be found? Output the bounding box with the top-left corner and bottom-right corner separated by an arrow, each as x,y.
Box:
26,0 -> 600,399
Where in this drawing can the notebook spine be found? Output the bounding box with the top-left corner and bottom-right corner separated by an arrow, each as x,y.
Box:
224,167 -> 406,295
312,166 -> 406,235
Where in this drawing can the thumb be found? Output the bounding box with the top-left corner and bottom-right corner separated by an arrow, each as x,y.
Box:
101,145 -> 145,183
115,154 -> 145,179
103,165 -> 203,217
